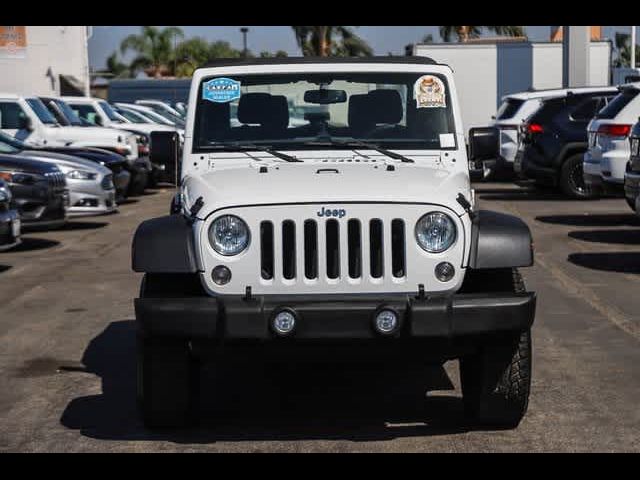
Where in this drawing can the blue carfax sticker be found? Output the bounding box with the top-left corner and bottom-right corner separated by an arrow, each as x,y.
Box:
202,77 -> 241,103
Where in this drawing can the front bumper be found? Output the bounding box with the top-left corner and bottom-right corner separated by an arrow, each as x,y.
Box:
0,209 -> 21,252
135,292 -> 536,341
67,183 -> 117,217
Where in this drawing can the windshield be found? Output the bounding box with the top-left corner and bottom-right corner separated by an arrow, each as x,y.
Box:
116,108 -> 147,124
54,99 -> 84,126
26,98 -> 58,125
596,88 -> 640,119
0,135 -> 21,153
146,105 -> 185,127
193,72 -> 455,152
0,131 -> 25,149
99,101 -> 124,123
138,108 -> 175,125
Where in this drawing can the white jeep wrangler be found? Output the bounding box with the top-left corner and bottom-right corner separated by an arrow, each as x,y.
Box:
132,57 -> 536,429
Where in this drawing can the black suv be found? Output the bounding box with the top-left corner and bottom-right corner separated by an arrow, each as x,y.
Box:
518,89 -> 617,198
624,121 -> 640,212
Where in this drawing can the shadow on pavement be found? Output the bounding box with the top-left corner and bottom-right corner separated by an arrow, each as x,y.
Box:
60,320 -> 471,444
60,221 -> 109,231
568,229 -> 640,245
0,265 -> 11,274
8,238 -> 60,252
568,252 -> 640,274
117,198 -> 139,206
537,214 -> 640,227
477,187 -> 576,202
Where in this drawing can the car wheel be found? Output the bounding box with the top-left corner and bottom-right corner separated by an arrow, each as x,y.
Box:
459,269 -> 532,429
560,154 -> 595,199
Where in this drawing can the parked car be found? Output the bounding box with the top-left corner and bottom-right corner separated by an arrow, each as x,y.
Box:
0,94 -> 139,163
133,57 -> 536,429
0,131 -> 130,202
0,178 -> 21,251
135,99 -> 186,124
516,87 -> 618,198
114,103 -> 178,127
584,83 -> 640,197
491,89 -> 576,179
0,154 -> 67,229
624,121 -> 640,212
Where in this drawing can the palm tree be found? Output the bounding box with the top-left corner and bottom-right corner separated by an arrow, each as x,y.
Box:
100,52 -> 132,78
439,26 -> 525,43
291,26 -> 372,57
120,26 -> 184,78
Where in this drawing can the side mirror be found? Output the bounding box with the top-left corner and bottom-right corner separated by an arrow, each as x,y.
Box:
468,126 -> 499,162
150,131 -> 179,185
19,116 -> 33,132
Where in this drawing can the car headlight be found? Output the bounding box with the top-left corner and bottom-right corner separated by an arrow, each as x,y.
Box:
415,212 -> 457,253
0,187 -> 10,202
208,215 -> 250,256
67,170 -> 97,180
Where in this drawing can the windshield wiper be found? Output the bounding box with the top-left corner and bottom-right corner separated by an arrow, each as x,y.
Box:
207,142 -> 302,163
303,138 -> 414,163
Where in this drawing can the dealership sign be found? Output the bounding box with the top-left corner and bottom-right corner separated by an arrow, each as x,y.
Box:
0,26 -> 27,58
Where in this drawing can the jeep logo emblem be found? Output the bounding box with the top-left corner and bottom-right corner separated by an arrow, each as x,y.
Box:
317,207 -> 346,218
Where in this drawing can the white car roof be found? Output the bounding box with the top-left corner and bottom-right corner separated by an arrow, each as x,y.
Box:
504,86 -> 619,102
60,96 -> 101,103
0,92 -> 21,99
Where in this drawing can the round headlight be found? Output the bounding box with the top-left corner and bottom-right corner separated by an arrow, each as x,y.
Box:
208,215 -> 250,256
415,212 -> 457,253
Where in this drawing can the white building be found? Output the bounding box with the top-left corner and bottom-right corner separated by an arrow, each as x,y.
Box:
414,40 -> 612,131
0,26 -> 91,96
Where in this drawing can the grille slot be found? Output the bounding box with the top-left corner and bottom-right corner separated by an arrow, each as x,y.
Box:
282,220 -> 296,280
347,219 -> 362,279
304,220 -> 318,279
391,219 -> 406,278
325,219 -> 340,279
369,219 -> 384,278
260,221 -> 274,280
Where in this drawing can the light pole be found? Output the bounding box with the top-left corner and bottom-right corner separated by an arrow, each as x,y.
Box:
632,26 -> 637,69
240,27 -> 249,58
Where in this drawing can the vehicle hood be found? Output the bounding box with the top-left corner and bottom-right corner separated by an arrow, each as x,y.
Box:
0,153 -> 61,175
46,125 -> 129,145
183,157 -> 470,220
110,123 -> 176,135
35,146 -> 126,166
18,150 -> 107,175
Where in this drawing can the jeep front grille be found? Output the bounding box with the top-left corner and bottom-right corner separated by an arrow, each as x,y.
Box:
259,217 -> 406,283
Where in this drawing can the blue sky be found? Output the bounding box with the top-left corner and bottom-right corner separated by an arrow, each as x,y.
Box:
88,26 -> 630,70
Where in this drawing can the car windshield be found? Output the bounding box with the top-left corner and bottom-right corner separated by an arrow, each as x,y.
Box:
117,108 -> 147,124
54,99 -> 84,126
26,98 -> 58,125
193,72 -> 456,152
496,98 -> 525,121
146,105 -> 185,127
99,101 -> 125,123
138,108 -> 175,125
0,134 -> 21,153
0,131 -> 26,149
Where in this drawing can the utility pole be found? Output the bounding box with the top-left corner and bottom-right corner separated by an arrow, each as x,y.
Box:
240,27 -> 249,58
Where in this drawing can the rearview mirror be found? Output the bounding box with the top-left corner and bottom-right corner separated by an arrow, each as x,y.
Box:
304,89 -> 347,105
468,127 -> 499,162
150,131 -> 180,186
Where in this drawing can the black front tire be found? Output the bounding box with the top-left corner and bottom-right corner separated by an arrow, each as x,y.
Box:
459,268 -> 532,428
559,154 -> 595,199
137,273 -> 203,428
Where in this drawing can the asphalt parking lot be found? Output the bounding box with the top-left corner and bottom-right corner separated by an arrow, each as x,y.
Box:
0,183 -> 639,452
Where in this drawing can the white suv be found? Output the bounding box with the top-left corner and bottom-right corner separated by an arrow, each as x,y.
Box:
131,57 -> 536,429
584,83 -> 640,194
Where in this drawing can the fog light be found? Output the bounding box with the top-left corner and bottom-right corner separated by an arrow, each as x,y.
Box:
373,308 -> 399,335
212,265 -> 231,285
272,309 -> 296,336
435,261 -> 455,282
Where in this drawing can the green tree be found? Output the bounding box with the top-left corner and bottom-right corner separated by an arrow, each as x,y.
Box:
174,37 -> 214,77
439,25 -> 525,43
291,26 -> 372,57
100,52 -> 132,78
614,32 -> 640,68
120,26 -> 184,78
259,50 -> 289,58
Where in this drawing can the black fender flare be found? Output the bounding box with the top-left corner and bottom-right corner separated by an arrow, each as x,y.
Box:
132,214 -> 198,273
553,142 -> 588,170
468,210 -> 533,269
